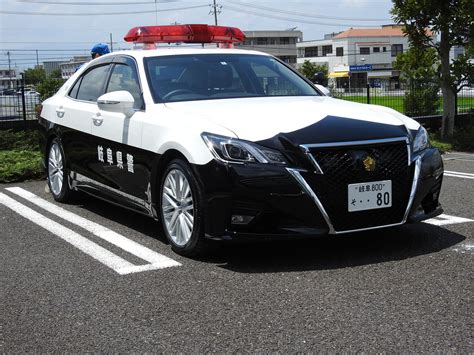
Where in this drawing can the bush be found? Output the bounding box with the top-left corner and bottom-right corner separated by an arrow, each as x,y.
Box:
404,84 -> 440,117
452,124 -> 474,151
430,117 -> 474,152
0,150 -> 43,183
0,129 -> 41,150
0,129 -> 44,183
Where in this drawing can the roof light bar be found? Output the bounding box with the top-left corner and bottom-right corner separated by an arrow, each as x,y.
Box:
124,24 -> 245,45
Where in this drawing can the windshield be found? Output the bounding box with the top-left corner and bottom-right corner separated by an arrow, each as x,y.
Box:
144,54 -> 319,103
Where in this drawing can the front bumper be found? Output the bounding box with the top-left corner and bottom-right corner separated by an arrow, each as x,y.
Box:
195,147 -> 443,240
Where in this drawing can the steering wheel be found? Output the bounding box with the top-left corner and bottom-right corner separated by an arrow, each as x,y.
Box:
162,89 -> 194,100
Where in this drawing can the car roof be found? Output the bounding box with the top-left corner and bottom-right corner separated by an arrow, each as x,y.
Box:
100,47 -> 271,60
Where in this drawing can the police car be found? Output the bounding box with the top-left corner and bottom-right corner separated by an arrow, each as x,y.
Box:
39,24 -> 444,256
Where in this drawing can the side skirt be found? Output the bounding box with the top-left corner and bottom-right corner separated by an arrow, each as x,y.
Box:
70,171 -> 158,219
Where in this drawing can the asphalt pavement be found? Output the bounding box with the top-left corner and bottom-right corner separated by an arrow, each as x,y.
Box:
1,153 -> 473,353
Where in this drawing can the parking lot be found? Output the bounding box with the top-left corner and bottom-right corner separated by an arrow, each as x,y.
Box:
1,153 -> 473,352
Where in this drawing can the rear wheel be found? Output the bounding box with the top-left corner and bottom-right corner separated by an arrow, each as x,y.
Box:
47,138 -> 74,202
160,159 -> 207,256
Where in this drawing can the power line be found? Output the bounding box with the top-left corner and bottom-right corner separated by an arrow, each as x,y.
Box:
16,0 -> 174,4
227,1 -> 392,22
209,0 -> 221,25
224,5 -> 380,28
0,4 -> 208,16
0,41 -> 122,44
0,49 -> 92,52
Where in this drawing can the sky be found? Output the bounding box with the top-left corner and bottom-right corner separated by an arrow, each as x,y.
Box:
0,0 -> 394,70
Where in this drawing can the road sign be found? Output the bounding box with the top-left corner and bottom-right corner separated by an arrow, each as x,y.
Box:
349,64 -> 373,72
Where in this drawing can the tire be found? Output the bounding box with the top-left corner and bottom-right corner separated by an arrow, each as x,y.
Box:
160,159 -> 207,257
47,138 -> 74,203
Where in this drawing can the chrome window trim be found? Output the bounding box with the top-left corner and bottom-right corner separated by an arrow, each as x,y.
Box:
286,156 -> 422,235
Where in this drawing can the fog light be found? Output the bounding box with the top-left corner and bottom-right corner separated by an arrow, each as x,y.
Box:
231,215 -> 254,225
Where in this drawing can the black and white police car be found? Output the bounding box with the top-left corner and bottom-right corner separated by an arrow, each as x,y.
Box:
39,24 -> 444,256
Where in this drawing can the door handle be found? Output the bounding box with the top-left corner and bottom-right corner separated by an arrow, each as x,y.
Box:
56,107 -> 65,118
92,113 -> 103,126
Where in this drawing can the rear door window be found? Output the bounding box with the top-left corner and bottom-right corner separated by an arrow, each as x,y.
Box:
76,65 -> 110,102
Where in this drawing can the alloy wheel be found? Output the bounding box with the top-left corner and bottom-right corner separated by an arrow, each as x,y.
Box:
162,168 -> 195,246
48,142 -> 64,196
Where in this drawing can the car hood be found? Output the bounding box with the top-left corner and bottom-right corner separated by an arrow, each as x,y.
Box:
164,96 -> 420,146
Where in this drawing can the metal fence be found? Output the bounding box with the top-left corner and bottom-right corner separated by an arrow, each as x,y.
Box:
333,79 -> 474,120
0,84 -> 41,126
1,79 -> 473,130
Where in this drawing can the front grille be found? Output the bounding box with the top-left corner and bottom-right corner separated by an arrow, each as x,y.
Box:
303,141 -> 413,231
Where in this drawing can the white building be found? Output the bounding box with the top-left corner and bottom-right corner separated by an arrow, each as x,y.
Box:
237,30 -> 303,65
43,60 -> 63,76
297,25 -> 412,89
0,68 -> 21,91
59,56 -> 89,79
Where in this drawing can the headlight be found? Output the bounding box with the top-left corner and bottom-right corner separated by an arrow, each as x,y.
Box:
413,126 -> 429,152
201,133 -> 287,165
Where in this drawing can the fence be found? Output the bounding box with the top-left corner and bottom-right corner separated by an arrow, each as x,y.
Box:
1,79 -> 473,130
333,79 -> 474,121
0,83 -> 41,128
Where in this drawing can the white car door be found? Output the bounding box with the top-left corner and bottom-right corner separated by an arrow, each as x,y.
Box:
88,58 -> 147,198
57,63 -> 111,178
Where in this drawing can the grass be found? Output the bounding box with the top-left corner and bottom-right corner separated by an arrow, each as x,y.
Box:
429,124 -> 474,153
340,95 -> 473,115
429,134 -> 453,153
0,129 -> 44,183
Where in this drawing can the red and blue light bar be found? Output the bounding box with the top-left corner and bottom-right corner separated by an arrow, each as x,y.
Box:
124,24 -> 245,45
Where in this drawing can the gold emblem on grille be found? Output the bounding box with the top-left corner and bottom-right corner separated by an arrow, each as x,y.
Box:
363,156 -> 376,172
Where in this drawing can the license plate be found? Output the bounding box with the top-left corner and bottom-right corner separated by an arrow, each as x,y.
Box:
348,180 -> 392,212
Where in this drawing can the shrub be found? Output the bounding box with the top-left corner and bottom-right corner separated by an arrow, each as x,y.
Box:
404,84 -> 440,117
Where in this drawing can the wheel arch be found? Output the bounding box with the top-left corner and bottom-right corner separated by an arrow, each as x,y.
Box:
150,149 -> 189,217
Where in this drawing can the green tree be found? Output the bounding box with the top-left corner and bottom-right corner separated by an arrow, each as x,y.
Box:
50,68 -> 62,79
37,77 -> 64,101
298,60 -> 328,85
394,47 -> 441,116
391,0 -> 474,138
24,67 -> 46,86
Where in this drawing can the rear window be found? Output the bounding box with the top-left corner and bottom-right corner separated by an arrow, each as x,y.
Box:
145,54 -> 318,103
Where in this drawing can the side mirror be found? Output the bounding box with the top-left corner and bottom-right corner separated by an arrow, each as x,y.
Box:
97,91 -> 135,117
312,72 -> 325,85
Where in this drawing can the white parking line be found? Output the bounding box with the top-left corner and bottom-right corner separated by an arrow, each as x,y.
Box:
452,243 -> 474,254
444,170 -> 474,180
424,213 -> 474,226
5,187 -> 181,272
0,192 -> 138,274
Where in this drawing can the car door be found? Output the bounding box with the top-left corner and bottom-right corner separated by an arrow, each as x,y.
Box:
59,62 -> 112,179
89,56 -> 149,199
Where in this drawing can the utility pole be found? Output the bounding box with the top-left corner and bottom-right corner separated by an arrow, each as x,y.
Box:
35,49 -> 39,67
210,0 -> 221,26
109,33 -> 113,52
154,0 -> 158,25
6,51 -> 12,88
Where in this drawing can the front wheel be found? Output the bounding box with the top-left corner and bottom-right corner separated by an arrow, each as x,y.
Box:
47,138 -> 74,202
160,159 -> 207,256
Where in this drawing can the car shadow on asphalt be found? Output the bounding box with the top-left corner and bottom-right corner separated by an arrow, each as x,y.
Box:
206,224 -> 466,273
73,193 -> 169,244
76,193 -> 465,273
